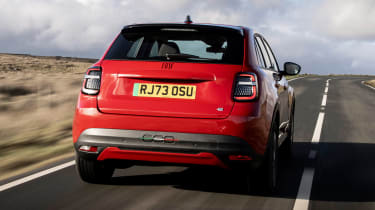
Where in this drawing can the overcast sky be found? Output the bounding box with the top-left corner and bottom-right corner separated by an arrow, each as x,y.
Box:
0,0 -> 374,74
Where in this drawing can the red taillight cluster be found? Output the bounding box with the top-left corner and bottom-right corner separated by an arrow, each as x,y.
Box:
233,72 -> 258,101
82,66 -> 102,95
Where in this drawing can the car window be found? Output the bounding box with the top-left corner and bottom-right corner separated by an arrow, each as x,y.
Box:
105,26 -> 244,65
254,40 -> 265,68
174,40 -> 226,60
255,36 -> 272,69
126,37 -> 144,58
149,41 -> 159,57
262,38 -> 279,71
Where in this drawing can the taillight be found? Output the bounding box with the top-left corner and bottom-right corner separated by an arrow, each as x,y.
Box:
233,72 -> 258,101
82,66 -> 101,95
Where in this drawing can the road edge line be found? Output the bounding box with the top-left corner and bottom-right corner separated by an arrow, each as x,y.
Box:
288,77 -> 306,82
0,160 -> 75,193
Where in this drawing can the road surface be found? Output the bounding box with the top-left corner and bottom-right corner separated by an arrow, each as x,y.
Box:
1,76 -> 374,210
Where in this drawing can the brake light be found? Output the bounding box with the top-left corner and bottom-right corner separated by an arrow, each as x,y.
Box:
233,72 -> 258,101
82,66 -> 102,95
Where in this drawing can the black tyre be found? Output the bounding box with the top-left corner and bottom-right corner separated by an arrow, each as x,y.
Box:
265,119 -> 279,192
245,119 -> 279,194
76,155 -> 114,184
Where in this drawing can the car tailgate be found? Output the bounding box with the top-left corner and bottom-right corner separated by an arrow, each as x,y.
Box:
97,60 -> 242,119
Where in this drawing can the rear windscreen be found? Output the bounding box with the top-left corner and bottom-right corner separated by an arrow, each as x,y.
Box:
104,26 -> 244,65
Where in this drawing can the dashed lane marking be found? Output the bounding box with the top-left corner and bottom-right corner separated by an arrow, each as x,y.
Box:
293,168 -> 315,210
293,79 -> 330,210
308,150 -> 317,159
312,112 -> 325,143
321,94 -> 327,107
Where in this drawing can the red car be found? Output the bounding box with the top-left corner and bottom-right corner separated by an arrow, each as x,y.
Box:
72,18 -> 301,191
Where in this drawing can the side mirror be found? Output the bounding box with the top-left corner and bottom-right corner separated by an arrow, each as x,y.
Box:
283,62 -> 301,75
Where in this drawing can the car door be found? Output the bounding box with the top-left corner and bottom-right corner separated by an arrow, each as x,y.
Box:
254,35 -> 289,135
262,37 -> 290,133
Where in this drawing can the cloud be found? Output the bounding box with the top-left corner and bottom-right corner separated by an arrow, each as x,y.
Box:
0,0 -> 374,74
313,0 -> 375,40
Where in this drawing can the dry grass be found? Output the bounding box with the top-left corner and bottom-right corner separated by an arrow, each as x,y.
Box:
0,53 -> 96,181
364,80 -> 375,88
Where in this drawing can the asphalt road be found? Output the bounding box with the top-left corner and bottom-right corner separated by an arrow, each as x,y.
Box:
1,76 -> 374,210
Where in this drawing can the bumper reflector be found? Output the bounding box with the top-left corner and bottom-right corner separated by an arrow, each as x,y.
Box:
79,145 -> 98,152
229,155 -> 252,161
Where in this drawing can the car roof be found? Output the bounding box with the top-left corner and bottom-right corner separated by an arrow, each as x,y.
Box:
122,23 -> 245,36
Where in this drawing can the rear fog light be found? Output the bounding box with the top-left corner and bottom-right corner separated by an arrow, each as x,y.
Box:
79,145 -> 98,153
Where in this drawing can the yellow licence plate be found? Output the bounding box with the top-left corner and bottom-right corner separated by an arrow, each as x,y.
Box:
133,83 -> 196,99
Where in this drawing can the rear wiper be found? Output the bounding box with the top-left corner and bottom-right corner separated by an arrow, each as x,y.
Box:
149,54 -> 215,61
165,53 -> 199,61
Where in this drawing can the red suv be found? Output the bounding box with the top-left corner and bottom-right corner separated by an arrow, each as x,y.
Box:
72,20 -> 301,191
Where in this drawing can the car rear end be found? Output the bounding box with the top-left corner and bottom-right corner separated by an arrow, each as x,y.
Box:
73,23 -> 268,182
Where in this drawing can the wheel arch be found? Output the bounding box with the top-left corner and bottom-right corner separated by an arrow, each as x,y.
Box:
265,103 -> 280,152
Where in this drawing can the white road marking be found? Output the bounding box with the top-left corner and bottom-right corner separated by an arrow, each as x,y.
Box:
361,81 -> 375,90
312,112 -> 325,143
308,150 -> 317,159
321,94 -> 327,107
293,79 -> 330,210
288,77 -> 306,82
0,160 -> 75,193
293,168 -> 315,210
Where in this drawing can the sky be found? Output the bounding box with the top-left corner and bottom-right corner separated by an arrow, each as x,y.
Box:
0,0 -> 374,75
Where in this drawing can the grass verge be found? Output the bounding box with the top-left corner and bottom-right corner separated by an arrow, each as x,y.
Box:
363,80 -> 375,88
0,53 -> 94,181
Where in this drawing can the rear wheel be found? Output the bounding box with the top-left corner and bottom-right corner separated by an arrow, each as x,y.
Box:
244,119 -> 279,193
265,119 -> 279,192
76,156 -> 114,184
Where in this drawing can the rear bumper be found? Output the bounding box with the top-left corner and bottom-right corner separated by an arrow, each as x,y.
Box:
75,128 -> 262,169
